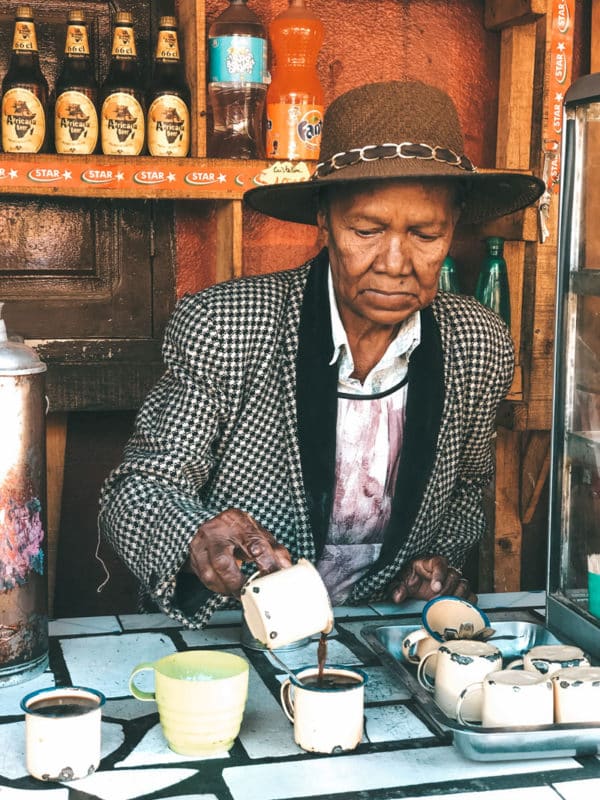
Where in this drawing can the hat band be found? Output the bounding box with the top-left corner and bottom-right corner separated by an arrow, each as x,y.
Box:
312,142 -> 477,180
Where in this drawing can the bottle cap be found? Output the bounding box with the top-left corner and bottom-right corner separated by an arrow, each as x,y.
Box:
68,10 -> 86,23
16,5 -> 33,17
486,236 -> 504,248
115,11 -> 133,25
0,303 -> 46,376
159,16 -> 177,27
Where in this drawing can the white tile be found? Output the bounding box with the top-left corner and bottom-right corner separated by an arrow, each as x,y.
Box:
265,638 -> 362,671
0,671 -> 55,716
180,626 -> 243,647
0,786 -> 68,798
0,721 -> 27,779
115,723 -> 230,766
103,697 -> 157,720
118,613 -> 181,631
208,609 -> 243,626
337,620 -> 389,654
553,777 -> 600,800
64,767 -> 197,800
332,606 -> 379,620
392,789 -> 561,800
59,632 -> 177,698
49,616 -> 120,636
237,654 -> 303,759
157,796 -> 218,800
364,704 -> 431,743
370,600 -> 425,617
101,720 -> 126,760
478,591 -> 546,610
362,665 -> 411,702
222,746 -> 579,800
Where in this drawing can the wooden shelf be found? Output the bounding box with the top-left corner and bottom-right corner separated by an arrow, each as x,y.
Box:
0,153 -> 319,200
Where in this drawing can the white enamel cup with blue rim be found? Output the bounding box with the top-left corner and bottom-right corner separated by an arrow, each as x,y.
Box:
280,664 -> 368,753
422,595 -> 491,642
21,685 -> 105,781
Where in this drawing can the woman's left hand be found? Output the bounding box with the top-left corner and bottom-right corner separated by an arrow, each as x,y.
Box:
388,555 -> 476,604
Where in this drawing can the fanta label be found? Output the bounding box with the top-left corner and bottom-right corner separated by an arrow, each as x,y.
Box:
266,103 -> 323,161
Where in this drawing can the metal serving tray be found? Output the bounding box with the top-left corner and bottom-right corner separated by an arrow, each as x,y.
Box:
361,612 -> 600,761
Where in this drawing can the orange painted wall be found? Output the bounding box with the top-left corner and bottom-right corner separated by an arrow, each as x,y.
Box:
175,0 -> 502,296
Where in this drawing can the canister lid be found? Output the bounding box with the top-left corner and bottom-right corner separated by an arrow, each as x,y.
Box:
0,302 -> 46,375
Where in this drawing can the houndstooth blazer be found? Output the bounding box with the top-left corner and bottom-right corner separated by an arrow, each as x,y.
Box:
99,250 -> 514,628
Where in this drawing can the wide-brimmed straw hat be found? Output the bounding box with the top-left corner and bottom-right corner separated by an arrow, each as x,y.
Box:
245,80 -> 545,226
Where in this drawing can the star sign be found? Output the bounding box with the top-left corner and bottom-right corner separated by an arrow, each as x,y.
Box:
555,92 -> 564,102
9,169 -> 18,179
167,172 -> 176,182
557,41 -> 566,52
218,173 -> 227,183
62,170 -> 72,180
116,171 -> 124,182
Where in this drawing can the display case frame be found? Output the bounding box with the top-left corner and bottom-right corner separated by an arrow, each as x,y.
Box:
547,72 -> 600,660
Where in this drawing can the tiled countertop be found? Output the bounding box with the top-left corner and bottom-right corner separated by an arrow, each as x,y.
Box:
1,592 -> 599,800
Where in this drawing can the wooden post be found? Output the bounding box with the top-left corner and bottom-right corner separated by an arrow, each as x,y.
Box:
178,0 -> 207,157
215,200 -> 243,282
494,428 -> 523,591
46,413 -> 68,618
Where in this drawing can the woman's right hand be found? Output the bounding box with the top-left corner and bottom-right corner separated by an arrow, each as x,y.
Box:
188,508 -> 293,597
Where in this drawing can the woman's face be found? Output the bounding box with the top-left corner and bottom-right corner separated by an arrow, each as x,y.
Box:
317,179 -> 460,334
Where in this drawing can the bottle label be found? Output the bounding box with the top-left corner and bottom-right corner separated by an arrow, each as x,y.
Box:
209,35 -> 267,84
55,90 -> 98,154
111,25 -> 137,58
65,23 -> 91,56
266,103 -> 323,160
12,20 -> 38,51
2,87 -> 45,152
101,92 -> 144,155
156,29 -> 180,61
147,95 -> 189,157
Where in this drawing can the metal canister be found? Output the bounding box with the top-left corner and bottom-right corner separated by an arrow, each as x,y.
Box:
0,302 -> 48,686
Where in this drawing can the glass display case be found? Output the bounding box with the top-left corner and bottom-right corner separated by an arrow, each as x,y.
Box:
547,72 -> 600,660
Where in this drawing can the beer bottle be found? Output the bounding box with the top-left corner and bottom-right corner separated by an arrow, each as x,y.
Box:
147,15 -> 191,157
100,11 -> 145,156
54,10 -> 99,155
1,5 -> 49,153
438,255 -> 461,293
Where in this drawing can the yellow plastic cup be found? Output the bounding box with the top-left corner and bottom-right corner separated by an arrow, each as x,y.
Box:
129,650 -> 249,755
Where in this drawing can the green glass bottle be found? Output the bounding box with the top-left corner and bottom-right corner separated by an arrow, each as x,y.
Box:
475,237 -> 511,327
438,255 -> 461,293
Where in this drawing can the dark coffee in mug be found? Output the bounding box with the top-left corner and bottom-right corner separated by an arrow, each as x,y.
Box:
301,673 -> 363,689
28,694 -> 100,718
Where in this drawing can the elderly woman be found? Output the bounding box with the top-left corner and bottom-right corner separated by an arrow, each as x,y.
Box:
99,81 -> 544,627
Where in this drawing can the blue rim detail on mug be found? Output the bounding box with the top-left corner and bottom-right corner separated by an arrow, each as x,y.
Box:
289,665 -> 368,690
422,596 -> 490,642
20,686 -> 106,714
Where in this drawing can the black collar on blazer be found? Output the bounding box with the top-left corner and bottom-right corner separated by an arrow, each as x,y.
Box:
296,251 -> 445,565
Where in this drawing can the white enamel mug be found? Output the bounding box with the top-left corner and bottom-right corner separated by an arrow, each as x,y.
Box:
552,666 -> 600,724
417,639 -> 502,720
21,686 -> 105,782
507,644 -> 590,676
240,558 -> 334,649
456,669 -> 554,727
401,627 -> 439,678
280,665 -> 367,754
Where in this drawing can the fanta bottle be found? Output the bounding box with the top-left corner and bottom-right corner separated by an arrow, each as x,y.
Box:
266,0 -> 324,161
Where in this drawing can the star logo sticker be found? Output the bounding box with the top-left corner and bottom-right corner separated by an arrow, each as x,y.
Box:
167,172 -> 176,182
116,171 -> 124,182
9,169 -> 18,179
218,173 -> 227,183
555,92 -> 564,102
557,41 -> 566,52
62,170 -> 72,180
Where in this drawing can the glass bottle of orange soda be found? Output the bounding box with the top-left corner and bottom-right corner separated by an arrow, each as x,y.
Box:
266,0 -> 324,161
